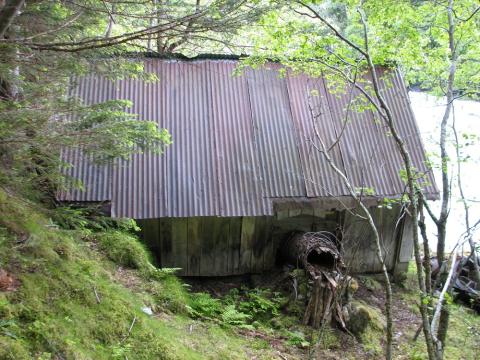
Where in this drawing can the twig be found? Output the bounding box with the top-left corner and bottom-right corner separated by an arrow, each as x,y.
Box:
431,252 -> 458,344
93,285 -> 101,304
122,316 -> 137,342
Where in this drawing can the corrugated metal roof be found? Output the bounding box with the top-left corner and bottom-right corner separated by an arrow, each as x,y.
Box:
59,59 -> 438,218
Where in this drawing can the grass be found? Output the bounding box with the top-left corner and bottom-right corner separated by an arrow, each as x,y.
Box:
0,189 -> 283,359
96,230 -> 153,271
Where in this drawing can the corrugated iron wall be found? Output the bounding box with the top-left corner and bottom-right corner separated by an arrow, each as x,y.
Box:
59,59 -> 437,218
58,76 -> 114,202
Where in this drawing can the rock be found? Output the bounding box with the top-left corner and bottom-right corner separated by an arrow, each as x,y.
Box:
346,300 -> 385,338
141,306 -> 153,315
358,276 -> 383,291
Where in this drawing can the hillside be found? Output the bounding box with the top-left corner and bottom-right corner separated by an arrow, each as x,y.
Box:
1,187 -> 479,359
0,188 -> 293,359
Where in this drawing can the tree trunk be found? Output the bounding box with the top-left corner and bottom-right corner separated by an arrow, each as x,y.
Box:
419,199 -> 433,295
0,0 -> 24,38
282,232 -> 345,329
433,2 -> 457,356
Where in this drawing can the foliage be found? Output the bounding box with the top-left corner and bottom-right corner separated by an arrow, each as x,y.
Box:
238,288 -> 282,321
400,265 -> 480,360
187,287 -> 285,331
51,204 -> 140,233
248,0 -> 480,96
287,330 -> 310,348
188,292 -> 223,319
0,0 -> 267,203
220,305 -> 253,329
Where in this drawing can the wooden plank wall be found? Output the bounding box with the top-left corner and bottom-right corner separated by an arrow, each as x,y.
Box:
342,206 -> 405,273
138,216 -> 275,276
137,206 -> 405,276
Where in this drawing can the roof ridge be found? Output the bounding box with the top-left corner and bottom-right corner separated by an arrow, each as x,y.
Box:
115,52 -> 247,61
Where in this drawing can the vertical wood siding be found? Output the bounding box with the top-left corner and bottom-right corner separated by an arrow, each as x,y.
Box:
138,207 -> 408,276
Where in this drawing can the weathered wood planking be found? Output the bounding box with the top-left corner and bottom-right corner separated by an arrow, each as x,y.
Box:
228,217 -> 242,274
200,217 -> 217,276
151,219 -> 160,255
171,218 -> 188,275
397,215 -> 413,263
262,217 -> 275,271
252,217 -> 267,273
159,217 -> 172,267
240,216 -> 256,273
213,217 -> 230,275
136,205 -> 409,276
187,217 -> 201,276
137,219 -> 158,264
342,206 -> 404,273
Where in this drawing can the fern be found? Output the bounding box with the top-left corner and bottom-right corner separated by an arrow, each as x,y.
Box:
188,292 -> 222,319
238,289 -> 281,320
221,305 -> 253,329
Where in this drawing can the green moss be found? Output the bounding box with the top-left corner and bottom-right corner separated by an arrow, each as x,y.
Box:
346,300 -> 385,355
0,336 -> 31,360
96,230 -> 153,271
357,276 -> 383,291
0,189 -> 282,359
317,327 -> 341,350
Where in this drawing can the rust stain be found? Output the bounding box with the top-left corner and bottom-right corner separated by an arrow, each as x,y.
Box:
58,58 -> 438,218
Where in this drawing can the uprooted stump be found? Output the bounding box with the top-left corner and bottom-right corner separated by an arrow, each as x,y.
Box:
283,231 -> 347,329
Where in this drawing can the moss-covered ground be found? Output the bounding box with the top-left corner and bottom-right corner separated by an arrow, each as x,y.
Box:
0,188 -> 479,359
394,264 -> 480,360
0,189 -> 290,359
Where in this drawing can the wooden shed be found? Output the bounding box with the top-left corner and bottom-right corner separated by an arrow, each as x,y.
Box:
136,204 -> 414,276
59,55 -> 438,277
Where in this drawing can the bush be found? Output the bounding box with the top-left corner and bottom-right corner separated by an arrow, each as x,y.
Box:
286,330 -> 310,348
96,230 -> 152,271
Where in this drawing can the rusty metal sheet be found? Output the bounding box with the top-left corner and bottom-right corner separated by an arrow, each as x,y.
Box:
323,73 -> 407,198
245,65 -> 306,198
209,61 -> 269,216
111,60 -> 219,218
380,69 -> 437,198
59,58 -> 438,218
286,73 -> 349,197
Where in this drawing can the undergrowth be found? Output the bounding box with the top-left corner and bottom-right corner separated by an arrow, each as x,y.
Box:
187,287 -> 288,331
398,263 -> 480,360
96,230 -> 153,271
